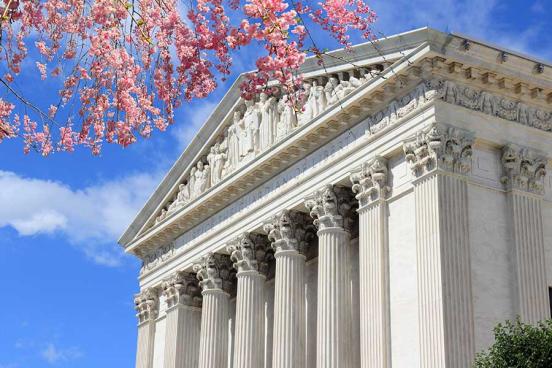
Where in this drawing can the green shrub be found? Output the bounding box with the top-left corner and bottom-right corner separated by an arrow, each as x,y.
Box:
474,318 -> 552,368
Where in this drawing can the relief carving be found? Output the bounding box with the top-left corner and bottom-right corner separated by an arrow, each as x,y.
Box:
305,184 -> 357,231
193,253 -> 236,294
403,123 -> 474,177
501,144 -> 547,195
350,156 -> 390,208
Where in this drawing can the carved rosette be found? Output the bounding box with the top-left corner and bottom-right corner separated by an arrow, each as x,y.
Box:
350,156 -> 391,208
227,233 -> 272,275
403,123 -> 474,177
161,272 -> 202,309
263,210 -> 316,254
134,287 -> 159,324
305,184 -> 356,232
193,253 -> 236,294
501,144 -> 547,195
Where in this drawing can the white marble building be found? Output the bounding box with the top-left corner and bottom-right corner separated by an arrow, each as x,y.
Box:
119,27 -> 552,368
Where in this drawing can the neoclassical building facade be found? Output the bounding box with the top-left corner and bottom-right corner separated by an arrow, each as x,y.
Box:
119,28 -> 552,368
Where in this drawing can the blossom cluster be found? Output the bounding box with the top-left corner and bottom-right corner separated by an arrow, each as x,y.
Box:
0,0 -> 376,155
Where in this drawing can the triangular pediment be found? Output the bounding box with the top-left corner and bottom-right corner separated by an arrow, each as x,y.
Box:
119,27 -> 552,257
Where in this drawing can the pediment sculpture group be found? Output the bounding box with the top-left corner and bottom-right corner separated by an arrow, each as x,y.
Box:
156,71 -> 375,224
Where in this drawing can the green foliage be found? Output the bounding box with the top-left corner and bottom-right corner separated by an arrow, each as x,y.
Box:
474,318 -> 552,368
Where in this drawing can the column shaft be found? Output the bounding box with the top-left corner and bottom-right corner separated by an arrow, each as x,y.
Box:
233,271 -> 265,368
272,250 -> 306,368
136,321 -> 156,368
317,228 -> 352,368
198,290 -> 230,368
414,173 -> 474,368
358,202 -> 390,368
510,192 -> 549,323
163,305 -> 201,368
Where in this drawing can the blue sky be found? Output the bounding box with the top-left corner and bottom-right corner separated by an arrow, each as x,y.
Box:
1,0 -> 550,367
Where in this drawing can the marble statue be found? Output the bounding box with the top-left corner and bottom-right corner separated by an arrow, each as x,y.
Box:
191,162 -> 211,198
227,110 -> 242,170
208,142 -> 227,186
258,92 -> 279,151
240,99 -> 261,160
277,95 -> 297,140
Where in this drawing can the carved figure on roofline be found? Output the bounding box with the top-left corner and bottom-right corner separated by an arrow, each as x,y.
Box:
240,99 -> 260,161
226,110 -> 242,171
277,95 -> 297,140
258,92 -> 279,151
207,142 -> 227,185
191,161 -> 210,198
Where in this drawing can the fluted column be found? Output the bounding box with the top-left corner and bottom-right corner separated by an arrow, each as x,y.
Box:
403,123 -> 475,368
161,272 -> 202,368
305,185 -> 356,368
501,144 -> 549,324
227,233 -> 271,368
135,288 -> 159,368
193,253 -> 236,368
350,156 -> 391,368
264,210 -> 315,368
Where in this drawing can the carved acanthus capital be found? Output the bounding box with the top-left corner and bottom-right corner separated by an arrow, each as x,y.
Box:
227,233 -> 272,275
305,184 -> 356,231
350,156 -> 390,208
501,144 -> 547,195
161,272 -> 202,309
263,210 -> 316,254
403,123 -> 474,177
134,287 -> 159,324
193,253 -> 236,294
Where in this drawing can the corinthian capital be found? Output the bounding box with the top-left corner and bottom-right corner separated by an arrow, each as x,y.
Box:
161,272 -> 202,309
263,210 -> 315,254
305,184 -> 356,231
403,123 -> 474,177
134,287 -> 159,324
193,253 -> 236,294
227,233 -> 272,275
350,156 -> 390,208
501,144 -> 547,195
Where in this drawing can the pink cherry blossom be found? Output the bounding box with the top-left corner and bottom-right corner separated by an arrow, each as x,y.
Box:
0,0 -> 376,155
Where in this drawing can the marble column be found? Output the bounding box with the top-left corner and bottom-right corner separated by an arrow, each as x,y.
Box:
193,253 -> 236,368
134,288 -> 159,368
264,210 -> 314,368
161,272 -> 202,368
305,185 -> 356,368
350,156 -> 391,368
403,123 -> 475,368
227,233 -> 271,368
501,144 -> 549,324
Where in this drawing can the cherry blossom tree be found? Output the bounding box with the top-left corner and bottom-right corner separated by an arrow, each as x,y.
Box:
0,0 -> 376,155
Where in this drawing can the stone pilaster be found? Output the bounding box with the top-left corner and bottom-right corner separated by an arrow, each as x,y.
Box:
403,123 -> 475,368
350,156 -> 391,368
134,287 -> 159,368
264,210 -> 315,368
161,272 -> 202,368
305,185 -> 356,368
227,233 -> 271,368
501,144 -> 549,324
193,253 -> 235,368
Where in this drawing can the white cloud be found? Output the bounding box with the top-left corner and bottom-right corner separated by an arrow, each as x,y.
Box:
40,343 -> 82,365
370,0 -> 550,61
0,170 -> 161,266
